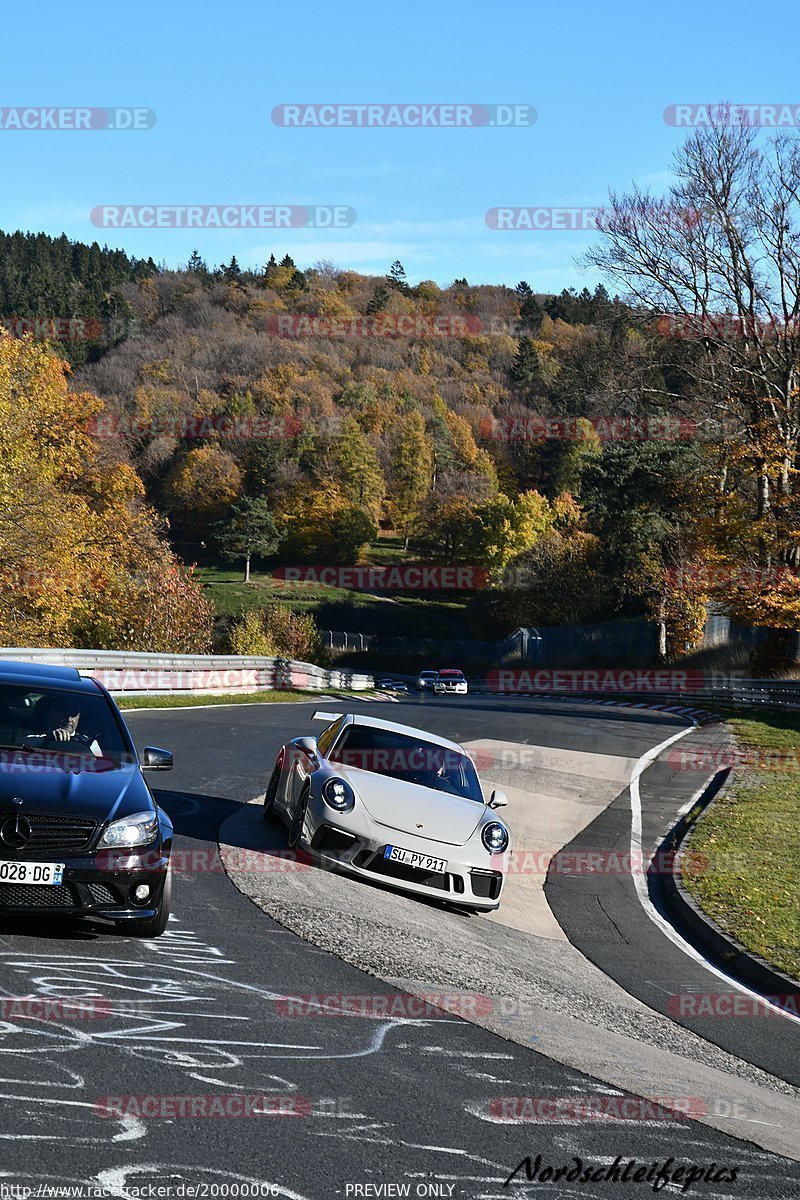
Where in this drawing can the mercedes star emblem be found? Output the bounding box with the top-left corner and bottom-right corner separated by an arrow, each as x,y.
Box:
0,815 -> 33,849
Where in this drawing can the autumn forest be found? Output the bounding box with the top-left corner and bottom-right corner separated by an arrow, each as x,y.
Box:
3,124 -> 800,669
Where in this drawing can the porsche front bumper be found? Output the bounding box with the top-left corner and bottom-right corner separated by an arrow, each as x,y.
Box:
308,821 -> 505,910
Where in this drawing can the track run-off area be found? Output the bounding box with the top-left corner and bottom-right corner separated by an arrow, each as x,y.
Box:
0,692 -> 797,1198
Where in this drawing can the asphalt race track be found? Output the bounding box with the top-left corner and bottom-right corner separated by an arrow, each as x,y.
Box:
0,693 -> 797,1198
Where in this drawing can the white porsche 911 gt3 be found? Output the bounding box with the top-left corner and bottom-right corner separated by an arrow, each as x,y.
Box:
263,711 -> 510,911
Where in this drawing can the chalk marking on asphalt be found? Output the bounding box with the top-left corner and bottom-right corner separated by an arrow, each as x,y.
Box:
420,1047 -> 514,1058
630,723 -> 800,1027
0,1092 -> 146,1142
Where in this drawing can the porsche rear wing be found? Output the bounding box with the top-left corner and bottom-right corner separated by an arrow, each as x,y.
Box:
312,711 -> 343,722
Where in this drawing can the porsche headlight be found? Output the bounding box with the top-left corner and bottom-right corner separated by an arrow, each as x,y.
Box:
98,811 -> 159,848
322,777 -> 355,813
481,821 -> 509,853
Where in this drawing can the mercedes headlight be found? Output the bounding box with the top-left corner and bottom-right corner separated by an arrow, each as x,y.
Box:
481,821 -> 509,853
98,811 -> 159,848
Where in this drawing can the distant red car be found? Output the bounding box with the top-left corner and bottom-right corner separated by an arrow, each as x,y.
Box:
434,669 -> 468,695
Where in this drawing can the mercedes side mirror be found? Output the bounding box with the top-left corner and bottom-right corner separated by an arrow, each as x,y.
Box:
142,746 -> 174,771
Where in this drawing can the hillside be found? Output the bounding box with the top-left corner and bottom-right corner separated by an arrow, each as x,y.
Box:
1,228 -> 797,667
0,229 -> 157,365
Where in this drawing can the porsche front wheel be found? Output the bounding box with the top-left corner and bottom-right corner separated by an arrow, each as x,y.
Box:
263,753 -> 284,823
287,784 -> 309,849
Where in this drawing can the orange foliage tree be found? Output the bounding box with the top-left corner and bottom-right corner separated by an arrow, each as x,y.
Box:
0,332 -> 213,651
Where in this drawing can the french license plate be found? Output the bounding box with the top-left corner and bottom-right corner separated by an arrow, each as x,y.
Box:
0,861 -> 64,885
384,845 -> 446,873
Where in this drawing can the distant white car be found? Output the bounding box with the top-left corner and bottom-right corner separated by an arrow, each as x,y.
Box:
263,711 -> 510,911
416,670 -> 439,691
434,668 -> 468,695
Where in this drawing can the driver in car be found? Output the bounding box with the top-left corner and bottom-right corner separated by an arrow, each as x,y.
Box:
23,702 -> 102,756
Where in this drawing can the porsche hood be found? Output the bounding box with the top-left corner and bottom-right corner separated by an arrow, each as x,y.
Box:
335,766 -> 485,845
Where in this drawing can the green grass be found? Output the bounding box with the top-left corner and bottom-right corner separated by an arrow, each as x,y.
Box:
682,710 -> 800,980
198,565 -> 471,639
361,535 -> 408,564
116,688 -> 360,710
201,568 -> 361,615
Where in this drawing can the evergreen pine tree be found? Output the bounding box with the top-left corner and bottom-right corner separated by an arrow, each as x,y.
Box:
387,260 -> 408,292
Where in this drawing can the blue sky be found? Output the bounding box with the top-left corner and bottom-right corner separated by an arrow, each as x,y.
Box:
3,0 -> 798,291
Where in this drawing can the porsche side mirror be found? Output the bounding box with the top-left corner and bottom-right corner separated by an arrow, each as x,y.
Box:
296,736 -> 318,758
489,789 -> 508,809
142,746 -> 174,771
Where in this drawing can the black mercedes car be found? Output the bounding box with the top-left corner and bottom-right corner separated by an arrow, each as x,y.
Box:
0,659 -> 174,936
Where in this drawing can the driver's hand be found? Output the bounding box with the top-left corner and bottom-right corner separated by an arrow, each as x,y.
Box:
50,727 -> 72,741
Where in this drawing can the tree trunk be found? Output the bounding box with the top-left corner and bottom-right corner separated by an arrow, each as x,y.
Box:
756,467 -> 770,518
657,592 -> 667,661
244,554 -> 250,584
756,464 -> 770,563
714,463 -> 727,520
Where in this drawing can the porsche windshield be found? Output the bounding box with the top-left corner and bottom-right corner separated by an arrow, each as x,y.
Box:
330,726 -> 483,801
0,684 -> 131,766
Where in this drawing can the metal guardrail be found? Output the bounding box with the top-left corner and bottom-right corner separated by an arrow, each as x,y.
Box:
667,684 -> 800,709
0,647 -> 374,695
468,679 -> 800,709
2,648 -> 799,709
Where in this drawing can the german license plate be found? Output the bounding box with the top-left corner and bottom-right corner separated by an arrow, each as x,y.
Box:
0,861 -> 64,885
383,845 -> 446,873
